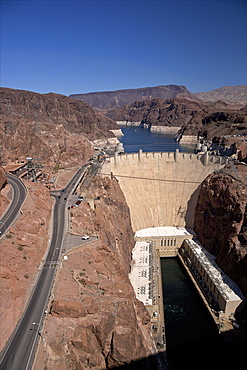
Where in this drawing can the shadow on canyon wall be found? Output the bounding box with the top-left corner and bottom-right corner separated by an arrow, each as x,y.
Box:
108,325 -> 247,370
109,351 -> 169,370
185,185 -> 201,229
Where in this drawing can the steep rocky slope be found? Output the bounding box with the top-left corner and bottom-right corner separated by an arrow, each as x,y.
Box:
34,176 -> 159,369
69,85 -> 199,111
107,98 -> 247,140
0,88 -> 118,169
0,167 -> 7,190
195,85 -> 247,107
0,180 -> 52,351
194,166 -> 247,311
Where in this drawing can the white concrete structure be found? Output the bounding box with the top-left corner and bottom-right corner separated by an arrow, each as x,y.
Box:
100,151 -> 227,231
180,239 -> 244,318
135,226 -> 194,257
129,237 -> 166,347
129,241 -> 153,306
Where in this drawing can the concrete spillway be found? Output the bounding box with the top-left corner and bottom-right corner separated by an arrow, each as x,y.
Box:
101,150 -> 227,231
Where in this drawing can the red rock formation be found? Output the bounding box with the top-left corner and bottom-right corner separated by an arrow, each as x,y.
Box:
34,176 -> 159,369
0,88 -> 118,169
0,167 -> 7,190
194,167 -> 247,307
106,98 -> 247,140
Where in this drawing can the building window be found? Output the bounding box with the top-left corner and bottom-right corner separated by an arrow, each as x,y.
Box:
164,239 -> 166,246
174,239 -> 176,246
161,239 -> 163,247
167,239 -> 170,246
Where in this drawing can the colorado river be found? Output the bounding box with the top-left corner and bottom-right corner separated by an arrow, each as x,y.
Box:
161,258 -> 245,370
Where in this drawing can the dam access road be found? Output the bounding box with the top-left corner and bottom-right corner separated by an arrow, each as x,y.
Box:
0,173 -> 27,237
0,164 -> 92,370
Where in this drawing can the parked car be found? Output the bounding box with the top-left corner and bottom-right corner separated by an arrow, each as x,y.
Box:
82,235 -> 89,240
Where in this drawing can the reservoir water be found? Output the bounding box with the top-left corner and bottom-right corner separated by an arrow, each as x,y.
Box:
119,126 -> 246,369
118,125 -> 194,153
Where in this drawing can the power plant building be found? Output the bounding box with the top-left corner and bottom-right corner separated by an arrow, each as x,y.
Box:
130,227 -> 244,323
180,239 -> 244,318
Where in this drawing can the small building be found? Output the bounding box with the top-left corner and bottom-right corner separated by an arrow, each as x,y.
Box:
135,226 -> 194,257
4,161 -> 27,174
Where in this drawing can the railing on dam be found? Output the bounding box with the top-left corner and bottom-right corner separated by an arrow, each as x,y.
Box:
112,149 -> 228,167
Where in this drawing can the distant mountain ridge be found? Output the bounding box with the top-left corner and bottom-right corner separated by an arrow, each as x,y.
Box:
70,84 -> 247,110
194,85 -> 247,106
69,85 -> 199,110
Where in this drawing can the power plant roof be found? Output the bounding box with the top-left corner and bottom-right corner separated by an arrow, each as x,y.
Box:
135,226 -> 193,238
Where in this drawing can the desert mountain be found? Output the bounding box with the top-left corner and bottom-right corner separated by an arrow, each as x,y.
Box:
69,84 -> 199,111
106,98 -> 247,141
0,88 -> 118,169
194,85 -> 247,107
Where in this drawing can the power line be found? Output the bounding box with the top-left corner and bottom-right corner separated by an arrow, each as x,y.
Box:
100,173 -> 201,185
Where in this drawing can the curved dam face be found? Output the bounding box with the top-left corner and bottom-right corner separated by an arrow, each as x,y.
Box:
101,151 -> 227,231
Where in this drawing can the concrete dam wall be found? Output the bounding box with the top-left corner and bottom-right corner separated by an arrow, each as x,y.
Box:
101,150 -> 227,231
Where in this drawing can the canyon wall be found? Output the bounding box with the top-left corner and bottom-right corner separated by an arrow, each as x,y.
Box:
34,176 -> 160,370
106,98 -> 247,140
0,167 -> 7,189
0,88 -> 117,169
194,167 -> 247,306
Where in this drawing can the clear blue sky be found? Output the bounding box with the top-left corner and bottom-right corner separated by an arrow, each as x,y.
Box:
1,0 -> 247,96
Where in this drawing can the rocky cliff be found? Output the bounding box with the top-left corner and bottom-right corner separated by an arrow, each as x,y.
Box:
194,166 -> 247,311
0,167 -> 9,226
0,167 -> 7,190
106,98 -> 247,141
69,85 -> 199,111
0,88 -> 118,169
34,175 -> 159,369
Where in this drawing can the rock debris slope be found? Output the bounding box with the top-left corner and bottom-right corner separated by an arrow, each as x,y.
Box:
194,166 -> 247,312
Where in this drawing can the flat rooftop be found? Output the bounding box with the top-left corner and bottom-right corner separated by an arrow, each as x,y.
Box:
135,226 -> 193,238
185,239 -> 244,302
129,241 -> 153,306
4,162 -> 27,172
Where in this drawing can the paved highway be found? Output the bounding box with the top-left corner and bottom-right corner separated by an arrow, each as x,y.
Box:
0,164 -> 90,370
0,173 -> 27,237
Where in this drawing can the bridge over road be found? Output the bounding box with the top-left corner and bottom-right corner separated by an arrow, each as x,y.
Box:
100,150 -> 227,231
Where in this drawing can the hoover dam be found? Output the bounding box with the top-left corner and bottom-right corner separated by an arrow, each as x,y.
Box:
101,149 -> 227,231
100,150 -> 245,350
